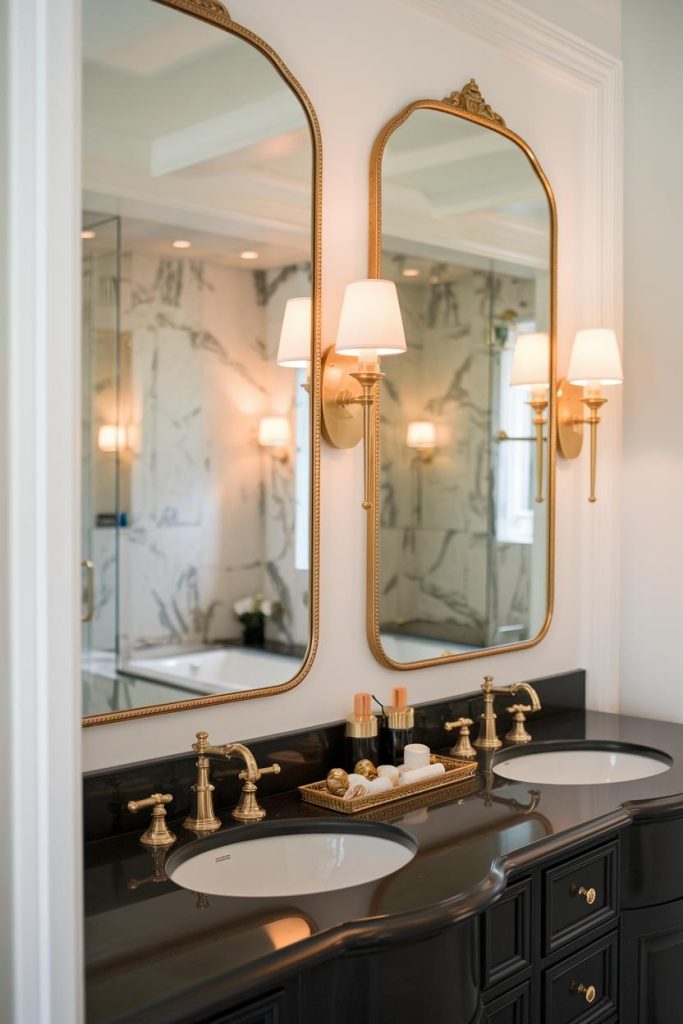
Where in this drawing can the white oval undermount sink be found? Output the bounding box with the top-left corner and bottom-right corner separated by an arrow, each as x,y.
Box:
493,742 -> 672,786
167,821 -> 417,898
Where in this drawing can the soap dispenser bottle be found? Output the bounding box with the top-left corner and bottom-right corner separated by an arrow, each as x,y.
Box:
381,686 -> 415,765
345,692 -> 379,771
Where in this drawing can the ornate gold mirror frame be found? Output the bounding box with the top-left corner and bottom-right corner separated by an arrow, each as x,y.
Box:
367,81 -> 557,671
82,0 -> 322,725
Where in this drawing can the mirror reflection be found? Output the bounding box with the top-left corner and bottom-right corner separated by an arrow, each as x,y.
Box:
81,0 -> 315,719
374,101 -> 553,665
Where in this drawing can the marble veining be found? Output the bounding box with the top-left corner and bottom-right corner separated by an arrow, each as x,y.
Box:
82,248 -> 311,686
380,259 -> 537,650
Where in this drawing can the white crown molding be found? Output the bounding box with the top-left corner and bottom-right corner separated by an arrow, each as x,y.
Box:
397,0 -> 621,86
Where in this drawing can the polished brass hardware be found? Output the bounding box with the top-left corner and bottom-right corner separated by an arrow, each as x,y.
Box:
558,380 -> 608,502
80,559 -> 94,623
505,704 -> 534,744
474,676 -> 541,750
366,85 -> 557,673
528,394 -> 549,503
82,0 -> 322,730
497,431 -> 548,442
321,349 -> 384,510
571,884 -> 597,906
127,793 -> 176,848
444,717 -> 477,760
570,982 -> 597,1005
184,731 -> 281,830
442,79 -> 506,129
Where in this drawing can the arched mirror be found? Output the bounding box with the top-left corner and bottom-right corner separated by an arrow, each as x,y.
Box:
81,0 -> 320,724
368,82 -> 555,669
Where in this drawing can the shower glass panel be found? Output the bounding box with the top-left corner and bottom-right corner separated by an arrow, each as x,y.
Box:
81,215 -> 122,714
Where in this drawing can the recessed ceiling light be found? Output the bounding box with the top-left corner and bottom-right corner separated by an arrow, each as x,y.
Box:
402,268 -> 420,278
240,250 -> 259,260
172,239 -> 192,249
81,230 -> 96,240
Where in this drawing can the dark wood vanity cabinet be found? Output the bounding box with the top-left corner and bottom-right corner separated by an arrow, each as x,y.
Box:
481,836 -> 619,1024
619,806 -> 683,1024
199,816 -> 683,1024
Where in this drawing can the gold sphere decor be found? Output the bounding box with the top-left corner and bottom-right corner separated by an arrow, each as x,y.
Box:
326,768 -> 350,796
354,759 -> 378,780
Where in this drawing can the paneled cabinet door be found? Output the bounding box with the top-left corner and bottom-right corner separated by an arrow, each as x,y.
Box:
621,896 -> 683,1024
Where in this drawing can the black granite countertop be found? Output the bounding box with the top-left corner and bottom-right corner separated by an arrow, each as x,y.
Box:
84,707 -> 683,1024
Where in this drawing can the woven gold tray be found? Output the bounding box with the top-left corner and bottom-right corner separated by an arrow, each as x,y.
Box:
299,755 -> 478,815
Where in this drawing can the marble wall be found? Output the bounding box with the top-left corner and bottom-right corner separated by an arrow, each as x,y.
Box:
82,248 -> 311,662
379,261 -> 537,649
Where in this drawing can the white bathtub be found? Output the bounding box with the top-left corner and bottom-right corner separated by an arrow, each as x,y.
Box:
124,645 -> 303,694
379,632 -> 477,663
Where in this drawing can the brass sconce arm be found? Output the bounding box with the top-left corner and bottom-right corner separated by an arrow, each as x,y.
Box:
557,381 -> 609,504
497,392 -> 549,504
347,362 -> 384,511
578,392 -> 607,504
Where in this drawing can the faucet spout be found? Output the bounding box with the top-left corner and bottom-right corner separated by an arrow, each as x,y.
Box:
510,682 -> 541,712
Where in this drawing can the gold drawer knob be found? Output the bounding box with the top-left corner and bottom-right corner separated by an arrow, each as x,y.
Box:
571,982 -> 597,1004
571,884 -> 597,905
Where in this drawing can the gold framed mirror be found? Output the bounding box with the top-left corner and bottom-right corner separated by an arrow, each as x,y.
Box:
81,0 -> 321,725
367,81 -> 556,670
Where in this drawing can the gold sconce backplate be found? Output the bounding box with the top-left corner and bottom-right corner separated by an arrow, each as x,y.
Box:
557,378 -> 584,459
321,348 -> 364,449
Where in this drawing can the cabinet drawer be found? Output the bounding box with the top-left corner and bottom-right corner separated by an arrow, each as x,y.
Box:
484,980 -> 530,1023
482,878 -> 532,989
542,931 -> 618,1024
543,841 -> 618,954
207,990 -> 284,1024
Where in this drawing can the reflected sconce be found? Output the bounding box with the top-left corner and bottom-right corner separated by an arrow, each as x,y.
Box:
558,328 -> 623,502
504,332 -> 549,503
321,279 -> 407,509
258,416 -> 291,462
97,424 -> 127,453
406,420 -> 437,462
277,296 -> 312,391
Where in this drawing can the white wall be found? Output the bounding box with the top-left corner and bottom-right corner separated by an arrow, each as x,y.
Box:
83,0 -> 623,771
620,0 -> 683,720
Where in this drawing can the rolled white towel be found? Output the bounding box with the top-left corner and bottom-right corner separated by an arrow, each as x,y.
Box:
399,762 -> 446,786
366,776 -> 393,795
377,764 -> 401,787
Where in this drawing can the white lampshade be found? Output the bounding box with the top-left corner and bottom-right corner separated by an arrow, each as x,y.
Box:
406,421 -> 436,450
335,279 -> 407,357
568,328 -> 623,386
277,297 -> 311,367
509,332 -> 549,388
258,416 -> 291,449
97,424 -> 127,452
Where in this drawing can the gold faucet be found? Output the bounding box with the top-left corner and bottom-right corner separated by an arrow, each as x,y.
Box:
474,676 -> 541,750
184,731 -> 281,832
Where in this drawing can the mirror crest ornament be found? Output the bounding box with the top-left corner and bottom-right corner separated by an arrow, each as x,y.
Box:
442,79 -> 506,128
367,80 -> 556,670
81,0 -> 321,725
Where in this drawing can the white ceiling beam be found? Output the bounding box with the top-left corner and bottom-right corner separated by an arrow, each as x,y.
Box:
150,92 -> 306,177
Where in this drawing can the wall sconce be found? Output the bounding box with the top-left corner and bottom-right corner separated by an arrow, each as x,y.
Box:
277,296 -> 312,391
557,328 -> 623,502
258,416 -> 291,462
97,424 -> 127,453
504,332 -> 549,503
321,279 -> 407,509
406,420 -> 437,462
